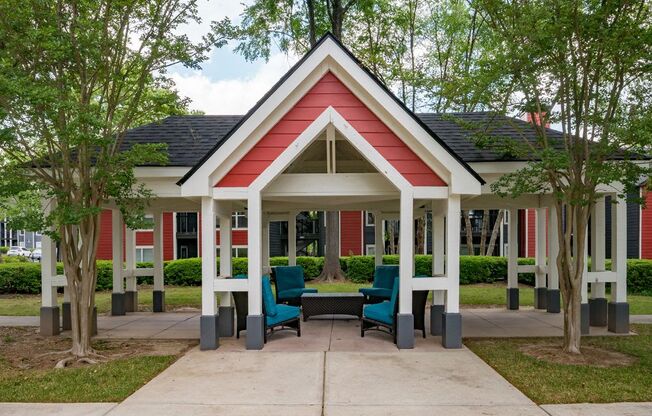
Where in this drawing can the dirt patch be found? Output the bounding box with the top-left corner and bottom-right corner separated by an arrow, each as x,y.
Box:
0,326 -> 197,370
520,343 -> 637,368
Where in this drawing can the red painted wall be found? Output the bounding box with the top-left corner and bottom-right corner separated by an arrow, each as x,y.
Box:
136,231 -> 153,246
641,190 -> 652,259
216,72 -> 446,188
340,211 -> 363,256
527,209 -> 536,258
163,213 -> 174,260
97,210 -> 113,260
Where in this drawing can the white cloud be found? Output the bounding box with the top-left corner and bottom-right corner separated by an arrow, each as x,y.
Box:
170,52 -> 298,114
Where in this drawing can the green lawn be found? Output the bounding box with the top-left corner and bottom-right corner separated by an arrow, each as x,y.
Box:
0,355 -> 175,402
466,324 -> 652,404
1,283 -> 651,315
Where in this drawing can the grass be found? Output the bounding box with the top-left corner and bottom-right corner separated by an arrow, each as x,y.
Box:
0,355 -> 176,402
1,282 -> 652,315
466,324 -> 652,404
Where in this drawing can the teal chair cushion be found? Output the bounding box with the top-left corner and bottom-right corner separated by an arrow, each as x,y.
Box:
388,277 -> 399,312
358,287 -> 393,299
278,287 -> 318,300
266,304 -> 301,326
363,301 -> 394,325
275,266 -> 305,294
233,274 -> 247,279
373,265 -> 399,289
262,276 -> 277,317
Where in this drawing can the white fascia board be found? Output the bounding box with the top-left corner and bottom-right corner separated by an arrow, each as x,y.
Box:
469,161 -> 530,175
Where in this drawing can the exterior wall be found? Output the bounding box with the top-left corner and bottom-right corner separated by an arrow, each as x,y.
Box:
216,71 -> 446,188
641,189 -> 652,259
340,211 -> 363,256
526,209 -> 536,258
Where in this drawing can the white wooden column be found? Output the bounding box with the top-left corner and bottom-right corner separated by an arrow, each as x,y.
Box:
398,191 -> 414,314
374,211 -> 383,266
247,192 -> 262,315
546,205 -> 561,312
125,227 -> 136,291
200,197 -> 217,316
534,208 -> 547,309
591,198 -> 607,295
288,211 -> 297,266
112,209 -> 124,296
153,212 -> 164,292
611,195 -> 627,303
445,195 -> 461,314
41,225 -> 57,309
507,208 -> 519,289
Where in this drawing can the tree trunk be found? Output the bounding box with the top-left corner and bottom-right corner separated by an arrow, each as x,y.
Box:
463,210 -> 474,255
479,209 -> 489,255
316,211 -> 345,282
485,210 -> 504,256
388,219 -> 397,254
415,216 -> 424,254
307,0 -> 316,47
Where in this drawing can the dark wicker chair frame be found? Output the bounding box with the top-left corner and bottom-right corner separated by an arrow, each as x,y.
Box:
360,290 -> 428,342
232,288 -> 301,342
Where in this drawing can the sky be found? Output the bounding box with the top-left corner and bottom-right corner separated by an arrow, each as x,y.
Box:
169,0 -> 299,115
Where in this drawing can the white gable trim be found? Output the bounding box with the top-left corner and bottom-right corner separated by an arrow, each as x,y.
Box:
180,36 -> 481,197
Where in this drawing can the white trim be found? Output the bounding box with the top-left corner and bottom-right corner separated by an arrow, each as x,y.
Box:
412,187 -> 449,199
412,277 -> 450,291
365,244 -> 375,256
213,278 -> 248,292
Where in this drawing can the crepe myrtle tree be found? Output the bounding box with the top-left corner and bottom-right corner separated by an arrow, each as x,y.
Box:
470,0 -> 652,353
0,0 -> 222,363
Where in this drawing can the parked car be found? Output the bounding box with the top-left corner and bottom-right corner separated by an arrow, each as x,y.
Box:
6,246 -> 29,257
30,248 -> 42,262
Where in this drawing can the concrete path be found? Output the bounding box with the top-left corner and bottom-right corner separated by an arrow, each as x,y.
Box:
0,403 -> 117,416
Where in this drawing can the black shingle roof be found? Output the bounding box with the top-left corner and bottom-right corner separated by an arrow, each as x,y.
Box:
122,112 -> 561,167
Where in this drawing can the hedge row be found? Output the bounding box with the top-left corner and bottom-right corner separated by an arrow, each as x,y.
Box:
1,255 -> 652,295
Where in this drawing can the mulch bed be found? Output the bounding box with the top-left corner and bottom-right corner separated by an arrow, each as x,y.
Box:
0,326 -> 196,370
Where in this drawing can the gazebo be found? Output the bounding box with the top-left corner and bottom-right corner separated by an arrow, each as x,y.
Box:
39,34 -> 630,350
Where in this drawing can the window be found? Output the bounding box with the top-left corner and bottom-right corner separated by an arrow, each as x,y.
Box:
233,247 -> 248,258
137,214 -> 154,231
365,212 -> 375,227
503,210 -> 509,224
136,247 -> 153,262
232,212 -> 247,229
177,212 -> 197,233
366,244 -> 375,255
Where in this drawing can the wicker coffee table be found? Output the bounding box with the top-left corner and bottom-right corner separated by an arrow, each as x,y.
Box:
301,293 -> 364,321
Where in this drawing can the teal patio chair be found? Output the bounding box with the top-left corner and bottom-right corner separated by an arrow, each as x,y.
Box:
262,276 -> 301,341
272,265 -> 317,306
360,277 -> 400,343
359,265 -> 399,303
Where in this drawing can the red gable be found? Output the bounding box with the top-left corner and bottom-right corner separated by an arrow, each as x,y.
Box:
216,72 -> 445,187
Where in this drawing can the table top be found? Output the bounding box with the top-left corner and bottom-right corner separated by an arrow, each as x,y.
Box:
301,292 -> 364,298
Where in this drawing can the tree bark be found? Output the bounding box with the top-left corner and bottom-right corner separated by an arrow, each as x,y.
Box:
415,216 -> 425,254
307,0 -> 317,47
479,209 -> 489,255
316,211 -> 345,282
485,210 -> 504,256
463,210 -> 474,255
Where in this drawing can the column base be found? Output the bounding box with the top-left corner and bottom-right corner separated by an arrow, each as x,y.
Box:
442,312 -> 462,349
581,303 -> 590,335
40,306 -> 60,336
124,290 -> 138,313
218,306 -> 235,337
200,314 -> 220,350
506,288 -> 519,310
396,313 -> 415,349
62,302 -> 72,331
246,314 -> 265,350
608,302 -> 629,334
111,293 -> 126,316
589,298 -> 608,327
430,304 -> 444,336
546,289 -> 560,313
534,287 -> 547,310
153,290 -> 166,313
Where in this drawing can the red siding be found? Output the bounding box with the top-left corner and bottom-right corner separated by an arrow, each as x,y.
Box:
163,212 -> 174,260
217,72 -> 446,187
340,211 -> 363,256
136,231 -> 153,246
216,229 -> 248,246
97,210 -> 113,260
641,189 -> 652,258
527,209 -> 536,258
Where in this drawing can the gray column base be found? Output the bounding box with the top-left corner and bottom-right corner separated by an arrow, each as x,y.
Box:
40,306 -> 60,336
153,290 -> 166,313
581,303 -> 590,335
124,290 -> 138,313
589,297 -> 608,327
396,313 -> 415,349
430,304 -> 444,336
546,289 -> 561,313
62,302 -> 72,331
111,293 -> 126,316
200,314 -> 220,350
534,287 -> 547,310
506,288 -> 519,310
608,302 -> 629,334
246,314 -> 265,350
218,306 -> 235,337
442,312 -> 462,349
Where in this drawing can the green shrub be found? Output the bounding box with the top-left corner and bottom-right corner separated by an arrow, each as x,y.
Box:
163,258 -> 201,286
0,263 -> 41,293
627,260 -> 652,295
0,246 -> 9,254
2,255 -> 29,263
346,256 -> 375,283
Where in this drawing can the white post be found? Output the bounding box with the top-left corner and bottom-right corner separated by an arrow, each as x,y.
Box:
216,201 -> 234,335
124,226 -> 137,312
40,199 -> 59,335
589,197 -> 607,326
611,195 -> 627,302
153,210 -> 165,312
200,197 -> 217,316
432,202 -> 445,276
374,211 -> 383,266
111,209 -> 125,315
397,190 -> 414,349
534,208 -> 547,309
247,192 -> 262,315
547,206 -> 561,312
507,208 -> 519,309
445,195 -> 460,314
288,211 -> 297,266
